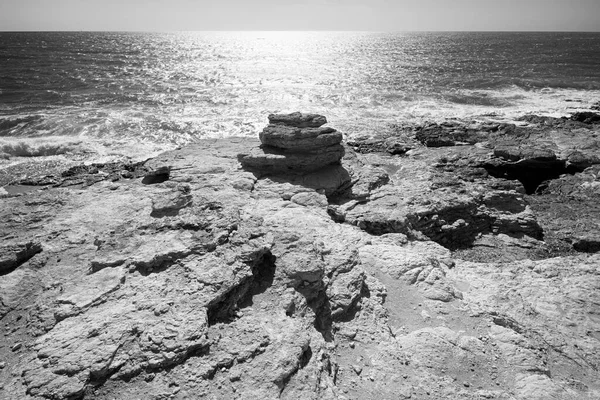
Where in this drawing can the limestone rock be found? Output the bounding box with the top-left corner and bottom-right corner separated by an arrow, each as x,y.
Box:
259,125 -> 342,151
238,143 -> 345,174
268,112 -> 327,128
239,112 -> 345,176
347,137 -> 413,155
415,121 -> 514,147
2,115 -> 600,400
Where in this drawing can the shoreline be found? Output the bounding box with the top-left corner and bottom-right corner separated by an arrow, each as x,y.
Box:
1,111 -> 599,398
1,107 -> 598,192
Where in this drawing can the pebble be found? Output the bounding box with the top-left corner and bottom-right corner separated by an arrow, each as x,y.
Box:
229,371 -> 241,382
340,328 -> 357,339
0,361 -> 5,369
463,381 -> 470,387
351,365 -> 363,375
11,343 -> 22,352
349,341 -> 355,349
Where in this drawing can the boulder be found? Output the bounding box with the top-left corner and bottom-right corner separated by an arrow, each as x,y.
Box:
239,112 -> 345,176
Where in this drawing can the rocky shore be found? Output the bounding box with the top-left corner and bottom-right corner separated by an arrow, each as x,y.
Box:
1,112 -> 600,400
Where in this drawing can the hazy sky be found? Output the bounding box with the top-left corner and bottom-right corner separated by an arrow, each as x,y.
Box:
1,0 -> 599,31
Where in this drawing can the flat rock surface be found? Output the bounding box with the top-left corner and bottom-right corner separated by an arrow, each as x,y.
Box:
1,128 -> 599,400
259,125 -> 342,150
268,112 -> 327,128
238,143 -> 345,174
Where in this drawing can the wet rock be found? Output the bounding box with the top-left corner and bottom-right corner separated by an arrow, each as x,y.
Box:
415,121 -> 514,147
7,160 -> 151,188
571,111 -> 600,124
347,138 -> 413,155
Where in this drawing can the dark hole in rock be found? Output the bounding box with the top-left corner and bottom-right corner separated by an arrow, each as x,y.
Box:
295,284 -> 333,342
572,239 -> 600,253
299,345 -> 312,369
0,242 -> 43,276
483,160 -> 584,195
142,173 -> 170,185
326,205 -> 346,223
150,208 -> 180,218
311,294 -> 333,342
206,251 -> 276,325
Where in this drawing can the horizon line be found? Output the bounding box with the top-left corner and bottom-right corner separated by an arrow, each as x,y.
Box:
2,29 -> 600,33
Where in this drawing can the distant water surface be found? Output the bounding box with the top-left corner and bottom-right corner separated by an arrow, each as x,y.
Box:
1,31 -> 599,157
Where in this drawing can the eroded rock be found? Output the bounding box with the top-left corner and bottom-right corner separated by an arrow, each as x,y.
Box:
268,112 -> 327,128
2,115 -> 600,400
238,112 -> 345,175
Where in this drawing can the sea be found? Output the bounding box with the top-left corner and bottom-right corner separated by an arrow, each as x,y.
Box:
1,31 -> 600,164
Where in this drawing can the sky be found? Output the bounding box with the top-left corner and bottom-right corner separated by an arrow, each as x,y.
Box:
1,0 -> 599,31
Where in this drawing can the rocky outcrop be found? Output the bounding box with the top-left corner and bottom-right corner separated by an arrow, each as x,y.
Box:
527,164 -> 600,254
238,113 -> 345,174
1,113 -> 599,400
346,137 -> 413,155
571,111 -> 600,124
415,121 -> 515,147
329,145 -> 543,251
410,115 -> 600,194
0,160 -> 150,188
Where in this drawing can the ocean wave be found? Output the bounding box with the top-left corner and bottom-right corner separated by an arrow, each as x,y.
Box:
1,32 -> 599,154
0,115 -> 45,134
0,137 -> 87,157
444,92 -> 514,107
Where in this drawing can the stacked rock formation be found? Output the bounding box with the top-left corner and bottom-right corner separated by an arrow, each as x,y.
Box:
238,112 -> 345,174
